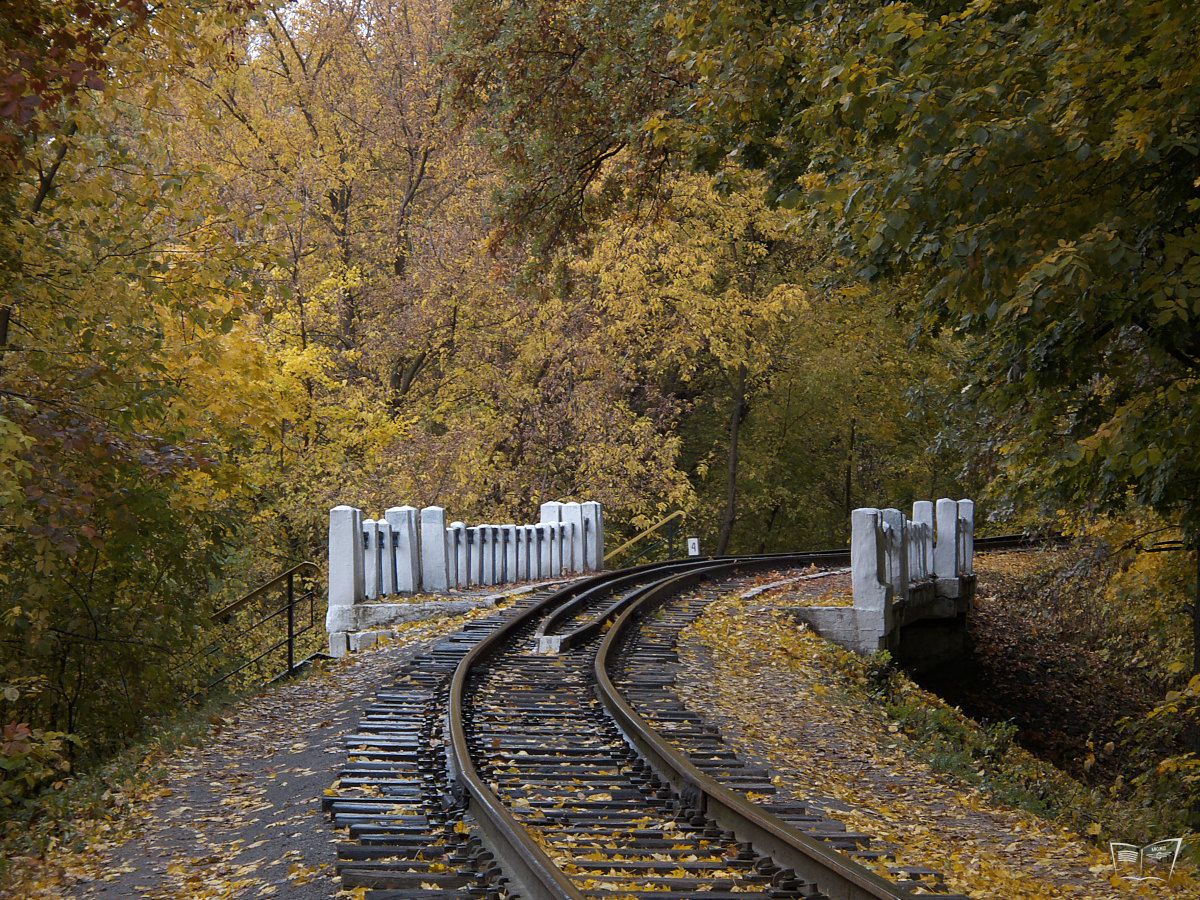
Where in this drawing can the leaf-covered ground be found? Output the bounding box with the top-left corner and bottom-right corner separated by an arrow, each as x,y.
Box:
916,551 -> 1161,784
673,567 -> 1200,898
0,607 -> 502,900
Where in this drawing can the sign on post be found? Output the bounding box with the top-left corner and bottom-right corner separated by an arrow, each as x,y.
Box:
687,537 -> 701,557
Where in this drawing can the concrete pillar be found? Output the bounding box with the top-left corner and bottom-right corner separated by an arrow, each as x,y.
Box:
447,524 -> 466,589
494,526 -> 505,583
363,519 -> 380,600
473,527 -> 486,585
934,497 -> 960,581
540,501 -> 563,525
561,522 -> 575,574
958,499 -> 975,575
502,525 -> 519,583
913,522 -> 932,581
850,507 -> 892,653
523,526 -> 535,579
452,522 -> 469,588
561,502 -> 585,573
385,506 -> 420,593
912,501 -> 934,577
851,509 -> 888,608
491,526 -> 503,583
548,523 -> 562,576
581,501 -> 604,571
420,506 -> 449,593
538,524 -> 552,578
328,505 -> 365,609
478,525 -> 494,585
378,519 -> 396,596
880,508 -> 909,601
328,505 -> 363,656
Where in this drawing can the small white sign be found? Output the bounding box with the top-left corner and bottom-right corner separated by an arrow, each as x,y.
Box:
687,537 -> 701,557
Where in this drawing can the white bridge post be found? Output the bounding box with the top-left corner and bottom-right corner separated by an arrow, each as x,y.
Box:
385,506 -> 420,594
559,522 -> 573,574
582,501 -> 604,571
541,502 -> 563,576
539,523 -> 552,578
912,501 -> 934,577
522,526 -> 535,580
503,524 -> 519,583
958,499 -> 975,575
327,505 -> 364,655
934,497 -> 961,597
880,508 -> 909,603
452,522 -> 469,588
363,519 -> 379,600
850,507 -> 892,652
379,519 -> 396,596
479,525 -> 494,585
562,502 -> 585,573
420,506 -> 449,593
469,526 -> 483,586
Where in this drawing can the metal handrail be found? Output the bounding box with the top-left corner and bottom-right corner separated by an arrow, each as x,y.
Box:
603,510 -> 685,564
198,561 -> 325,692
212,561 -> 320,622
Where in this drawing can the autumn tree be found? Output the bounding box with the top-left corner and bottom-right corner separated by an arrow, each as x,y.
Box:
0,0 -> 272,753
574,171 -> 962,551
666,0 -> 1200,537
447,0 -> 683,250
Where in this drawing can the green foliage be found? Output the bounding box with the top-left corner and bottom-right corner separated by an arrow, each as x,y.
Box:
0,721 -> 77,811
885,695 -> 1059,818
667,0 -> 1200,534
972,542 -> 1200,835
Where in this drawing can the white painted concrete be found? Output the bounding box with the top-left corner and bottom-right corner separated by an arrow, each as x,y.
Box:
420,506 -> 449,593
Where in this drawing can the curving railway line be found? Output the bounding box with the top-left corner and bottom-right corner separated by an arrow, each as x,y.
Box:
326,551 -> 996,899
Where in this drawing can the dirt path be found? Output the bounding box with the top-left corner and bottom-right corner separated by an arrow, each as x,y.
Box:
3,611 -> 493,900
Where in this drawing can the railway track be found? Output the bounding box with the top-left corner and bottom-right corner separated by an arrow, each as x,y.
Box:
328,554 -> 975,899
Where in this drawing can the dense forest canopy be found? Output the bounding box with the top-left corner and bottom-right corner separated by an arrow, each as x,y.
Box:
0,0 -> 1196,819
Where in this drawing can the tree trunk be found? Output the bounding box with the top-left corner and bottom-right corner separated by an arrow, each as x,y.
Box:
716,366 -> 748,555
1189,538 -> 1200,758
844,417 -> 856,516
1192,540 -> 1200,677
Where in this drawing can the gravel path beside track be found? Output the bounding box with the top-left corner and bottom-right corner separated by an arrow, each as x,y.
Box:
4,608 -> 503,900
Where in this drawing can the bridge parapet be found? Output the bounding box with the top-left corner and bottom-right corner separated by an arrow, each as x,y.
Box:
326,500 -> 604,655
796,498 -> 975,657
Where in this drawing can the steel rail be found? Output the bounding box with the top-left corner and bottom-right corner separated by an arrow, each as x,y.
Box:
594,559 -> 919,900
447,557 -> 708,900
531,555 -> 771,652
447,553 -> 831,899
545,550 -> 849,657
449,551 -> 852,899
448,538 -> 1042,898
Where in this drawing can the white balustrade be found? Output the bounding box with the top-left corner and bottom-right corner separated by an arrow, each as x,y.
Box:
853,497 -> 975,611
328,500 -> 606,611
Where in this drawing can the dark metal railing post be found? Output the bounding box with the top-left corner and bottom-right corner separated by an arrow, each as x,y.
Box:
667,519 -> 678,560
286,571 -> 296,674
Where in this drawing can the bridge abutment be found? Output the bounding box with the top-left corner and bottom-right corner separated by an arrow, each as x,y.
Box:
795,498 -> 976,663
